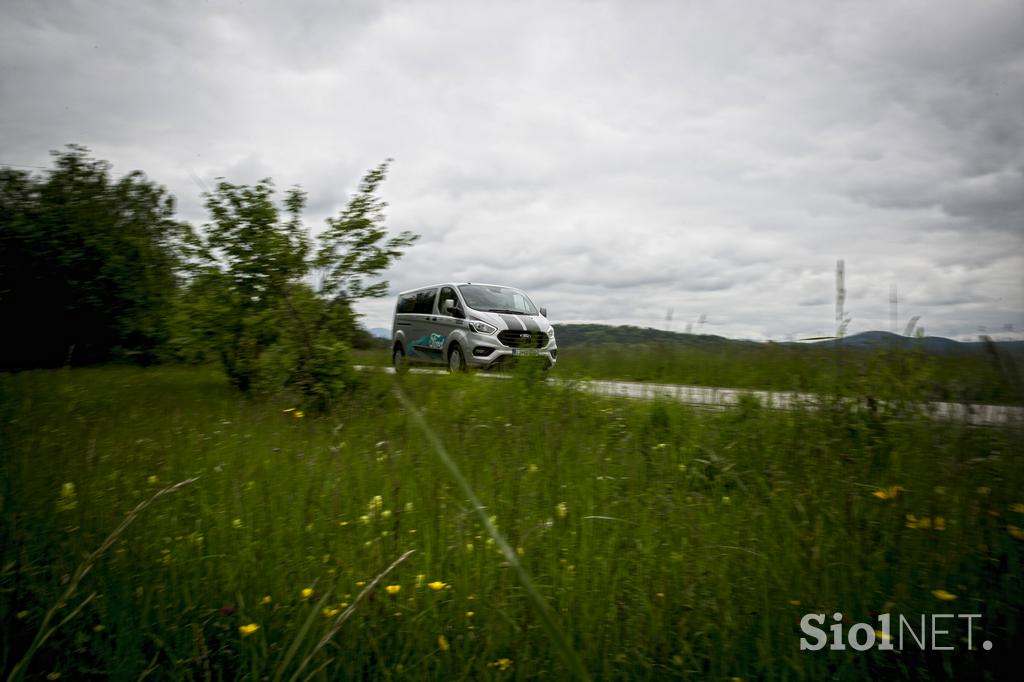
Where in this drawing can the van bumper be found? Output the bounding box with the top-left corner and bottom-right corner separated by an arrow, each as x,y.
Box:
466,346 -> 557,371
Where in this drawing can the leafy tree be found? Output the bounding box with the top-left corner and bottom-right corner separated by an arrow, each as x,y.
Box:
0,146 -> 189,368
315,160 -> 418,301
185,161 -> 417,406
191,179 -> 310,390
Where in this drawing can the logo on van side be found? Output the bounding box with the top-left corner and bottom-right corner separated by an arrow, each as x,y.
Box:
412,333 -> 446,351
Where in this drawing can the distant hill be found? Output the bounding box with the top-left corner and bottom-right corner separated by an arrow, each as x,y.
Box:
553,323 -> 754,349
366,320 -> 1023,355
552,323 -> 1024,355
811,331 -> 1024,355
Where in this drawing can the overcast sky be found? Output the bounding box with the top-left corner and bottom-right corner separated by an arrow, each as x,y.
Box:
2,0 -> 1022,340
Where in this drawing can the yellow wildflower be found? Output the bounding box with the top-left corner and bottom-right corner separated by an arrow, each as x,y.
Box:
283,407 -> 296,413
527,463 -> 539,474
491,658 -> 513,671
931,589 -> 957,601
294,411 -> 304,419
428,581 -> 446,591
301,587 -> 314,600
322,607 -> 340,618
338,520 -> 349,527
369,495 -> 383,513
57,482 -> 78,511
147,475 -> 158,485
1009,525 -> 1024,541
260,595 -> 272,605
934,517 -> 946,531
556,502 -> 568,519
875,629 -> 893,643
1011,503 -> 1024,514
788,600 -> 801,606
918,517 -> 931,530
232,518 -> 243,529
239,623 -> 260,637
385,584 -> 401,595
905,514 -> 918,529
93,624 -> 105,632
355,581 -> 366,587
438,634 -> 450,652
872,485 -> 903,500
466,611 -> 474,618
46,673 -> 60,681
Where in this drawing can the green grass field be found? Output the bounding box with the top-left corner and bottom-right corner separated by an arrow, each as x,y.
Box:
354,337 -> 1024,406
2,363 -> 1022,680
552,343 -> 1023,406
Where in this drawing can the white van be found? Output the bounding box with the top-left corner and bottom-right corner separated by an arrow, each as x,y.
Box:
391,283 -> 557,372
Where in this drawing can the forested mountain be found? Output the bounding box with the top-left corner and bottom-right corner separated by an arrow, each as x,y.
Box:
552,323 -> 1024,355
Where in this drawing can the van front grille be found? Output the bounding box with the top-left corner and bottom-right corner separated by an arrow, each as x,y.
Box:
497,330 -> 548,348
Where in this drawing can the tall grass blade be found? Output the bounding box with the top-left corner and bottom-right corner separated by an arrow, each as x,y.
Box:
289,549 -> 415,682
7,477 -> 199,682
273,590 -> 333,682
394,384 -> 591,681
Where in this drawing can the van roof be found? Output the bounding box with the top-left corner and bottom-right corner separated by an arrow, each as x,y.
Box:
395,282 -> 519,296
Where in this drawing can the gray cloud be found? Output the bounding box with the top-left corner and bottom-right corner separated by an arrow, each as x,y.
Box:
2,0 -> 1021,341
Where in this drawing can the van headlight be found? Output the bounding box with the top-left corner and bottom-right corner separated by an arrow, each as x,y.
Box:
470,320 -> 497,335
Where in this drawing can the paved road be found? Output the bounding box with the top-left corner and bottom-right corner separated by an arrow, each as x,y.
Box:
360,366 -> 1023,426
576,378 -> 1022,426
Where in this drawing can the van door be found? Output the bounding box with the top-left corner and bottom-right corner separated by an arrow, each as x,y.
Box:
407,288 -> 443,363
434,285 -> 467,356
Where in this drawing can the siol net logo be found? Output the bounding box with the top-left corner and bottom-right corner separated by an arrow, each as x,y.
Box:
800,612 -> 991,652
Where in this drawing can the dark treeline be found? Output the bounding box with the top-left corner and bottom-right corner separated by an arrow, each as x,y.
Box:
0,145 -> 417,407
1,146 -> 187,367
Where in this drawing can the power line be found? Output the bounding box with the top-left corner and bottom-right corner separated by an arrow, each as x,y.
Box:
188,169 -> 211,194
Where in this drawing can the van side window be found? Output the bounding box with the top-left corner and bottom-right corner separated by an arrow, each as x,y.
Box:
396,293 -> 416,314
438,286 -> 460,315
413,289 -> 437,314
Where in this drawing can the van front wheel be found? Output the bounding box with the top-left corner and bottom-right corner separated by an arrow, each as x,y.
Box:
448,344 -> 466,373
392,344 -> 408,374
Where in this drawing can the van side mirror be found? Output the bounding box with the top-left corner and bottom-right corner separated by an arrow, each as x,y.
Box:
540,307 -> 547,317
443,299 -> 464,318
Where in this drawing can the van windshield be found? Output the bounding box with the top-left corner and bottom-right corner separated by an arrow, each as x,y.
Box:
458,284 -> 538,315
